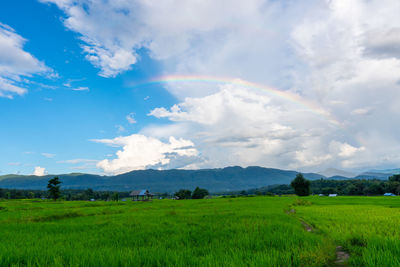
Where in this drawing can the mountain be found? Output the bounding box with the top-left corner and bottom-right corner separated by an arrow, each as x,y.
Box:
0,166 -> 326,193
318,168 -> 355,178
367,168 -> 400,175
354,172 -> 392,180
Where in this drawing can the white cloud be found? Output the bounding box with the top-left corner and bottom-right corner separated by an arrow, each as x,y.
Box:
0,23 -> 51,98
58,158 -> 99,171
329,141 -> 365,158
351,107 -> 372,116
144,85 -> 343,170
45,0 -> 400,171
59,159 -> 98,164
41,153 -> 56,158
92,134 -> 198,174
71,86 -> 89,91
116,125 -> 125,133
126,113 -> 136,124
33,166 -> 47,176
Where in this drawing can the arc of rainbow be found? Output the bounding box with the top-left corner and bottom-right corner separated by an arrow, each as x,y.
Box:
136,74 -> 341,126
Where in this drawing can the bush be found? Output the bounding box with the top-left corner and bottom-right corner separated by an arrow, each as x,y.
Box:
174,189 -> 192,200
192,187 -> 209,199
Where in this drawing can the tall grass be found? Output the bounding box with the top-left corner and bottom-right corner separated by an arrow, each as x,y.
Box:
295,196 -> 400,267
0,197 -> 332,266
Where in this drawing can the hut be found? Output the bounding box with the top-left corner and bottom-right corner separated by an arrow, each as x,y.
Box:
130,189 -> 153,201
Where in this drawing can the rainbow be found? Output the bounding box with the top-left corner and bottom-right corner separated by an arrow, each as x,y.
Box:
135,74 -> 340,126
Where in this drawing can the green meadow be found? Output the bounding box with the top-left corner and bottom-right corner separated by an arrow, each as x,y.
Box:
1,196 -> 400,266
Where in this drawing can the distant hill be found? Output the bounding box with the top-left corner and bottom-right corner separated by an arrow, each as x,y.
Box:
318,168 -> 355,178
0,166 -> 326,193
367,168 -> 400,175
354,172 -> 392,180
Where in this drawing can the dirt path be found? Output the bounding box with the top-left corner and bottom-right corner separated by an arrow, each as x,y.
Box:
299,219 -> 313,232
335,246 -> 350,266
286,208 -> 350,266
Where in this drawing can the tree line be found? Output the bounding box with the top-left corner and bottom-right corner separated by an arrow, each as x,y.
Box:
243,174 -> 400,196
0,177 -> 209,200
0,187 -> 131,200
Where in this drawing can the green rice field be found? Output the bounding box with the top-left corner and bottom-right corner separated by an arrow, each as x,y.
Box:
1,196 -> 400,266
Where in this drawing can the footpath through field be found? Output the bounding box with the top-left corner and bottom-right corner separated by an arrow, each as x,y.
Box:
292,196 -> 400,267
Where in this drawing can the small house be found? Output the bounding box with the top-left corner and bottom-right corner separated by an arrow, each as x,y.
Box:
130,189 -> 153,201
384,193 -> 396,196
328,194 -> 337,197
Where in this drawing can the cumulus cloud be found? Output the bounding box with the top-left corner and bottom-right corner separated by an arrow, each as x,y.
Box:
0,23 -> 51,98
144,84 -> 344,170
45,0 -> 400,171
33,166 -> 47,176
92,134 -> 198,174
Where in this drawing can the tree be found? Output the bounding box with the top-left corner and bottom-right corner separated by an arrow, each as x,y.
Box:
84,188 -> 95,200
192,187 -> 209,199
363,182 -> 384,196
389,174 -> 400,182
47,177 -> 62,201
174,189 -> 192,200
112,192 -> 119,201
290,173 -> 311,196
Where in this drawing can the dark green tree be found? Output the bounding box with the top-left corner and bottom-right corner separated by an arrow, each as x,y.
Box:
389,174 -> 400,182
174,189 -> 192,200
47,177 -> 62,201
84,188 -> 95,200
112,192 -> 119,201
191,187 -> 209,199
290,173 -> 311,196
363,182 -> 384,196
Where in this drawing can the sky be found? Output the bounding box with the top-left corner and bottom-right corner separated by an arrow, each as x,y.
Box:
1,0 -> 400,176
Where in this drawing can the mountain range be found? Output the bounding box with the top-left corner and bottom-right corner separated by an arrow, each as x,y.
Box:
0,166 -> 397,193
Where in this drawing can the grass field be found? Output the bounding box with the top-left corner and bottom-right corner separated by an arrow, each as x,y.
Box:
0,196 -> 400,266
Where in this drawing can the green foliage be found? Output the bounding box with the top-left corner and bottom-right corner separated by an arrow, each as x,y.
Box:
363,182 -> 384,196
174,189 -> 192,199
238,177 -> 398,196
47,177 -> 62,201
291,173 -> 311,196
112,192 -> 119,201
191,187 -> 209,199
389,174 -> 400,182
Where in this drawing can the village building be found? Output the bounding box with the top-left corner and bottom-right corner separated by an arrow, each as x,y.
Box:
384,193 -> 396,196
130,189 -> 153,201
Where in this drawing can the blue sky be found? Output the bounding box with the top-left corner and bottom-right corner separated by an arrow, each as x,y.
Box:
1,0 -> 400,176
0,0 -> 176,174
